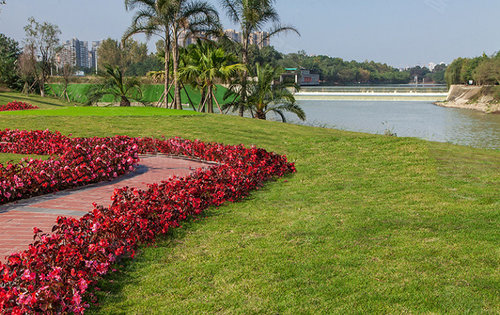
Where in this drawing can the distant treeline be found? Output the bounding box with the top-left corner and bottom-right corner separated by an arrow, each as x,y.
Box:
445,52 -> 500,86
246,47 -> 447,85
84,41 -> 450,85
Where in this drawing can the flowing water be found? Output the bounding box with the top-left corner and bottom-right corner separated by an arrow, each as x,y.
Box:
282,100 -> 500,149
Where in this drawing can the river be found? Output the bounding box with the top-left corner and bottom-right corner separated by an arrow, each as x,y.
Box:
282,100 -> 500,150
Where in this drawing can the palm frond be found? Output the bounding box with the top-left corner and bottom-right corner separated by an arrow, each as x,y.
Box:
268,102 -> 306,121
219,0 -> 241,24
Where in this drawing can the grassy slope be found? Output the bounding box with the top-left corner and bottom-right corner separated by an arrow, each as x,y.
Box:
0,107 -> 201,117
0,92 -> 73,109
0,153 -> 49,164
0,92 -> 498,313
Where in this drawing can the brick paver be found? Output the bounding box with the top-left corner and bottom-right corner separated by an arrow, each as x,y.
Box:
0,155 -> 211,261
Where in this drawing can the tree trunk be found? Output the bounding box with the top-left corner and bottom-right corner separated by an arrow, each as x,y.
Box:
199,88 -> 206,112
22,82 -> 28,95
40,76 -> 45,97
172,38 -> 182,110
207,86 -> 214,113
120,96 -> 131,107
63,81 -> 70,102
255,109 -> 266,120
164,35 -> 170,109
181,82 -> 197,111
240,36 -> 249,117
212,89 -> 223,114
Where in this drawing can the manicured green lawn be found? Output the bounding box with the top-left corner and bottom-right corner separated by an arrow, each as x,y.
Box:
0,92 -> 73,109
0,106 -> 201,117
0,92 -> 498,313
0,153 -> 50,164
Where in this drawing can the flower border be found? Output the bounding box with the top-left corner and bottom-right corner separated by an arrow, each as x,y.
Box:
0,102 -> 39,112
0,129 -> 295,314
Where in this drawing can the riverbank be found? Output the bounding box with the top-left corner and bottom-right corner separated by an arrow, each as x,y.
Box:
1,91 -> 498,314
435,101 -> 500,113
435,85 -> 500,113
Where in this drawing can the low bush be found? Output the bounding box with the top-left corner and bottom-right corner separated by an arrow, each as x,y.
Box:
0,129 -> 295,314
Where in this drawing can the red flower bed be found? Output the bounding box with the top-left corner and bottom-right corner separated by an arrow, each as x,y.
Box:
0,102 -> 39,112
0,129 -> 295,314
0,129 -> 139,205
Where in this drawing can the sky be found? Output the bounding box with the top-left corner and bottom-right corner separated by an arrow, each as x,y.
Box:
1,0 -> 499,68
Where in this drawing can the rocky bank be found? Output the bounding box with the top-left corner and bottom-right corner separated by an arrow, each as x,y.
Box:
436,85 -> 500,113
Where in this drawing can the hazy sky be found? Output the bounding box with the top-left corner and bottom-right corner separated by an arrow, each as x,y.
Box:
1,0 -> 499,68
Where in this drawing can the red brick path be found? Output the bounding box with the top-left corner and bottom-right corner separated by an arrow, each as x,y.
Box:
0,155 -> 210,261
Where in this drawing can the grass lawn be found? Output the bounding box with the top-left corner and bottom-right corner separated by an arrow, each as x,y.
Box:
0,106 -> 202,117
0,153 -> 50,164
0,92 -> 498,313
0,92 -> 73,109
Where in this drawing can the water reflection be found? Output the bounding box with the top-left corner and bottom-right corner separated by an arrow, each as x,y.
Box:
282,101 -> 500,149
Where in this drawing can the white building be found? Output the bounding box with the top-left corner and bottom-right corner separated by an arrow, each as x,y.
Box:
224,29 -> 270,48
57,39 -> 100,72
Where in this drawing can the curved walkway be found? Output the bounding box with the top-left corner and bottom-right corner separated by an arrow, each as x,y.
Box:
0,155 -> 211,261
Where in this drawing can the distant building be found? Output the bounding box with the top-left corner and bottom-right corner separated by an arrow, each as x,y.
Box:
68,38 -> 89,69
57,39 -> 100,72
280,68 -> 320,86
224,29 -> 241,43
249,31 -> 270,49
55,42 -> 75,69
179,31 -> 196,47
178,29 -> 270,48
89,41 -> 100,72
224,29 -> 270,48
178,31 -> 217,47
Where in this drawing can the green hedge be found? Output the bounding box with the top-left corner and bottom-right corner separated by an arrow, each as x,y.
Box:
46,84 -> 230,106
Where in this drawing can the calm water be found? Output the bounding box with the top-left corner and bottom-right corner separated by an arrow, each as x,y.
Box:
283,100 -> 500,149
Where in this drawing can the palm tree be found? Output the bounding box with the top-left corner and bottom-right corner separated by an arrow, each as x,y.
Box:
225,63 -> 305,122
220,0 -> 299,116
124,0 -> 220,109
87,64 -> 143,107
180,40 -> 245,113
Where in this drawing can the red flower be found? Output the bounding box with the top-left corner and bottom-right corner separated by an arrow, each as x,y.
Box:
0,129 -> 295,314
0,101 -> 39,112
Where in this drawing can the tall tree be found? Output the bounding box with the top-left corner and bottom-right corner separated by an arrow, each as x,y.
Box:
220,0 -> 299,116
124,0 -> 220,109
460,55 -> 488,84
23,17 -> 61,97
180,40 -> 245,113
445,58 -> 466,86
97,38 -> 148,72
225,63 -> 305,122
17,46 -> 37,94
473,58 -> 500,85
0,34 -> 21,89
97,38 -> 122,71
57,45 -> 74,101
